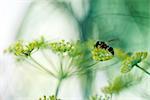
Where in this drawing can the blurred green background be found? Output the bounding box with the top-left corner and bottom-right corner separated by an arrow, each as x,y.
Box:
2,0 -> 150,100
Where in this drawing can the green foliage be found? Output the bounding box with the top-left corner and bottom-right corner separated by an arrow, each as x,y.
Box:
114,48 -> 129,60
102,74 -> 141,94
121,52 -> 148,73
39,95 -> 60,100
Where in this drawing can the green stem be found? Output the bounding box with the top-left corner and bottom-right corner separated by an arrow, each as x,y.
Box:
66,57 -> 73,73
136,64 -> 150,76
24,59 -> 42,71
60,55 -> 63,74
77,62 -> 99,74
55,78 -> 63,97
110,93 -> 113,100
41,51 -> 57,72
29,56 -> 57,78
55,54 -> 65,96
85,62 -> 99,68
68,62 -> 99,77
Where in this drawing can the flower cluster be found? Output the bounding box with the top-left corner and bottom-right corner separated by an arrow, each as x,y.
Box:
39,95 -> 60,100
90,94 -> 111,100
92,48 -> 113,61
5,37 -> 47,57
121,52 -> 148,73
49,40 -> 74,55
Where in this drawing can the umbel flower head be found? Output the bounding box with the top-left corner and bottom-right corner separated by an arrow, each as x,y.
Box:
49,40 -> 74,55
121,52 -> 148,73
92,48 -> 113,61
5,37 -> 47,57
7,41 -> 25,56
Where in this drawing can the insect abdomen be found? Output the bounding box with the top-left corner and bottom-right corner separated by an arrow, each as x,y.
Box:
108,47 -> 114,55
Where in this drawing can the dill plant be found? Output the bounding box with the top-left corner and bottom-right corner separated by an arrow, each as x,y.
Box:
5,37 -> 150,100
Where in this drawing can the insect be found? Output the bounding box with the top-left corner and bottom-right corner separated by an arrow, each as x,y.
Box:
94,41 -> 114,55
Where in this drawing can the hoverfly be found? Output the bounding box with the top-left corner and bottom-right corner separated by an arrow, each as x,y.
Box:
94,39 -> 116,55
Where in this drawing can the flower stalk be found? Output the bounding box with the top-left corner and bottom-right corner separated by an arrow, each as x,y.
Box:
135,64 -> 150,76
29,56 -> 57,78
55,77 -> 63,97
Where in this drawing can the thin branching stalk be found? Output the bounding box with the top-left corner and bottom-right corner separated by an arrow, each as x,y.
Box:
29,56 -> 57,78
41,51 -> 58,72
68,62 -> 99,77
67,60 -> 119,77
76,62 -> 99,74
84,62 -> 99,69
55,78 -> 63,97
24,59 -> 44,71
55,54 -> 65,97
65,57 -> 73,73
59,54 -> 64,74
136,64 -> 150,76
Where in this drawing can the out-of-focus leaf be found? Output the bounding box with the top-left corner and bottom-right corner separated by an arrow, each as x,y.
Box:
102,73 -> 142,94
114,48 -> 129,60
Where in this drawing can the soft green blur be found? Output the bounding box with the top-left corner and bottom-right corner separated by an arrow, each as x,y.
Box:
15,0 -> 150,100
